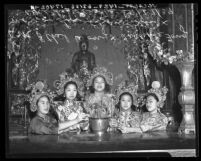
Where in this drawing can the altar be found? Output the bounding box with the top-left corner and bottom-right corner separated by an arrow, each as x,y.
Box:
8,128 -> 196,157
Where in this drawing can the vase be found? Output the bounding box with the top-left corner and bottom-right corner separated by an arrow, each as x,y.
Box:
89,117 -> 110,134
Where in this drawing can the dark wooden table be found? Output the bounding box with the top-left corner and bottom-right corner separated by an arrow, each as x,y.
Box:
7,130 -> 196,157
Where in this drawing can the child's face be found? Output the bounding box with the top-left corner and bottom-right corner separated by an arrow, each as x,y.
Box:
94,76 -> 105,92
37,96 -> 50,115
146,96 -> 158,112
65,84 -> 77,100
120,94 -> 132,111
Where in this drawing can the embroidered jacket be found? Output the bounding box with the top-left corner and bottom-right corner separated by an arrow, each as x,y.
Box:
140,111 -> 168,132
113,109 -> 141,128
56,100 -> 89,132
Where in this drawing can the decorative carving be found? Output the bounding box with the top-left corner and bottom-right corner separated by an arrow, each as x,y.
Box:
174,59 -> 195,134
10,94 -> 27,115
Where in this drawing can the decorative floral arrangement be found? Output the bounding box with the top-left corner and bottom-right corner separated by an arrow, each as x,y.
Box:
89,102 -> 110,119
147,33 -> 193,65
7,6 -> 157,89
10,94 -> 28,115
7,6 -> 159,58
7,4 -> 193,90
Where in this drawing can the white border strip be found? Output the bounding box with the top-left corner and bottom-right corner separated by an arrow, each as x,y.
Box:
81,149 -> 196,157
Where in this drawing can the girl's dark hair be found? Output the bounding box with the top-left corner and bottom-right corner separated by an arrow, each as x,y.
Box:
49,106 -> 59,121
89,75 -> 111,93
62,81 -> 82,101
64,81 -> 78,90
115,92 -> 137,111
145,93 -> 159,102
36,95 -> 50,107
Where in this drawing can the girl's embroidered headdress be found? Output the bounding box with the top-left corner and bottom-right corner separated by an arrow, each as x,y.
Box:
86,66 -> 113,87
114,80 -> 138,106
147,81 -> 168,108
53,72 -> 84,96
26,80 -> 56,112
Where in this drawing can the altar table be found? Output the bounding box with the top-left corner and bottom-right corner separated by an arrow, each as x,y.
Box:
8,130 -> 196,157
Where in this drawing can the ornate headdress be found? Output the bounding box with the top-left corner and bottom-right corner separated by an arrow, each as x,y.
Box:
26,80 -> 56,112
114,80 -> 138,106
147,81 -> 168,108
53,72 -> 84,97
86,66 -> 113,87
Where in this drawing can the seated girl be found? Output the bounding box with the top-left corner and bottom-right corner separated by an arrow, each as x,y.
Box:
114,81 -> 168,133
54,72 -> 89,133
28,81 -> 88,135
109,81 -> 141,133
140,81 -> 168,132
84,66 -> 115,118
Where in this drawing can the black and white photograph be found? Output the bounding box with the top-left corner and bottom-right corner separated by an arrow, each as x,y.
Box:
5,3 -> 198,158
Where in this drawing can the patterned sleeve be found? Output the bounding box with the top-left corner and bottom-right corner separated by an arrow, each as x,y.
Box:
128,112 -> 142,128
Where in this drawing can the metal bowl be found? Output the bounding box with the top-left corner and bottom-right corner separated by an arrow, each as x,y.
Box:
89,117 -> 110,134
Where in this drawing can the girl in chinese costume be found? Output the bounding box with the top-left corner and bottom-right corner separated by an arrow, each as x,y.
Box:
139,81 -> 168,132
28,81 -> 87,135
115,81 -> 168,133
109,81 -> 141,133
84,66 -> 115,119
54,72 -> 89,133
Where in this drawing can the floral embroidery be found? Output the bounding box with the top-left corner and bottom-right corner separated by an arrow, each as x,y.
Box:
56,100 -> 86,131
140,112 -> 168,132
116,111 -> 141,128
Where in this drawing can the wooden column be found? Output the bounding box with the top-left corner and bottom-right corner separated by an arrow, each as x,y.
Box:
172,3 -> 195,134
174,60 -> 195,134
